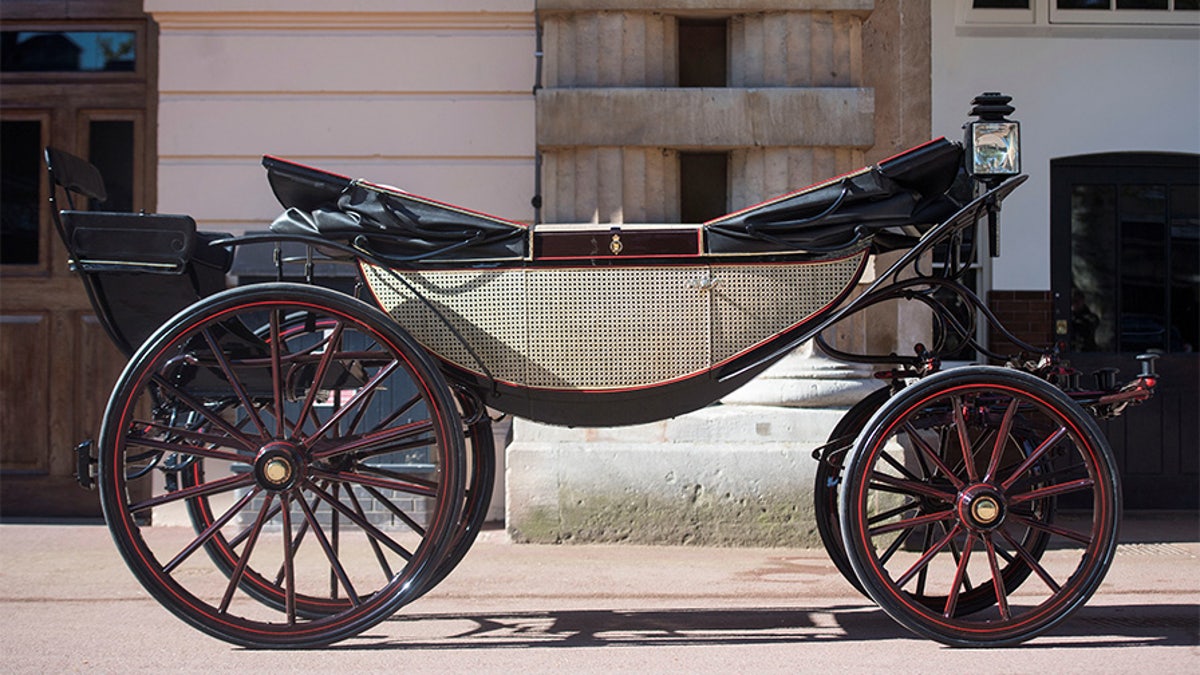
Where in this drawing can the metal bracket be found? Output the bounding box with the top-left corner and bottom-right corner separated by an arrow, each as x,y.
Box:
74,440 -> 97,490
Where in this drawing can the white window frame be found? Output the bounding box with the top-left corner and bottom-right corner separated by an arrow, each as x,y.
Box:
958,0 -> 1199,27
1051,1 -> 1199,26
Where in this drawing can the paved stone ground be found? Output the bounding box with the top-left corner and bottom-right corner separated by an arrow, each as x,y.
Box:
0,513 -> 1196,673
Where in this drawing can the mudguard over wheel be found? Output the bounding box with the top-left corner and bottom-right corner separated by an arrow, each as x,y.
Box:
814,386 -> 890,595
97,283 -> 467,648
839,366 -> 1120,647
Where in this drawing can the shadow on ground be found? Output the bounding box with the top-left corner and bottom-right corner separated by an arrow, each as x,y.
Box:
311,602 -> 1199,651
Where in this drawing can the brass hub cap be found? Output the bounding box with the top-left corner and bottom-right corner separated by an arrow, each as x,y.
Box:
971,496 -> 1001,525
262,458 -> 293,486
254,441 -> 303,492
958,484 -> 1006,531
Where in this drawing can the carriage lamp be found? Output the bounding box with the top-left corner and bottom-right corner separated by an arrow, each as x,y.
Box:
965,92 -> 1020,180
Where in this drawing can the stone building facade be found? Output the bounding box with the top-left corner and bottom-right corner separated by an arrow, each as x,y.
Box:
1,0 -> 943,529
507,0 -> 936,546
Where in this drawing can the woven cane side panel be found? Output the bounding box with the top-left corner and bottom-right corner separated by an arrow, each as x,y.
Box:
362,265 -> 528,384
364,255 -> 862,390
524,266 -> 710,389
711,254 -> 865,363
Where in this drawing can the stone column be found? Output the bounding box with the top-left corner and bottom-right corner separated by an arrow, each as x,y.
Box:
720,342 -> 882,409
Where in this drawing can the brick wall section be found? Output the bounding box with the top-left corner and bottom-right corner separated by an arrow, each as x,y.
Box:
242,487 -> 433,532
987,290 -> 1054,362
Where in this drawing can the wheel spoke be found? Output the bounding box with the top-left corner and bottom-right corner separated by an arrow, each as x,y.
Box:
306,481 -> 415,562
983,533 -> 1011,620
345,486 -> 396,582
303,361 -> 400,449
942,533 -> 976,618
1009,477 -> 1095,505
343,387 -> 382,438
310,466 -> 438,499
128,472 -> 254,514
123,430 -> 247,464
148,375 -> 259,452
201,328 -> 270,438
941,521 -> 975,593
347,435 -> 438,465
869,508 -> 954,537
1005,462 -> 1088,493
330,484 -> 341,600
869,472 -> 957,504
1008,512 -> 1093,545
291,321 -> 347,436
984,399 -> 1019,483
349,462 -> 439,492
895,522 -> 962,589
139,418 -> 257,454
269,309 -> 285,438
868,500 -> 922,526
951,395 -> 978,482
879,527 -> 914,566
362,485 -> 427,537
879,451 -> 924,483
271,487 -> 325,586
903,421 -> 965,490
280,493 -> 297,625
370,393 -> 423,434
916,523 -> 935,597
309,419 -> 434,462
219,493 -> 275,613
163,486 -> 259,573
998,524 -> 1062,592
227,498 -> 284,550
295,486 -> 362,605
1000,426 -> 1068,492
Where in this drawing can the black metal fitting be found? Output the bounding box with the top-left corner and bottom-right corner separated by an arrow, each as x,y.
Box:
74,440 -> 96,490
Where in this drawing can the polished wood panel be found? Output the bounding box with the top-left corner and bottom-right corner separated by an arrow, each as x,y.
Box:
0,0 -> 156,517
0,313 -> 50,472
535,225 -> 701,259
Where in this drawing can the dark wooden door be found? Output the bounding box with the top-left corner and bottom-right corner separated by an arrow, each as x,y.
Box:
1051,152 -> 1199,510
1,4 -> 156,517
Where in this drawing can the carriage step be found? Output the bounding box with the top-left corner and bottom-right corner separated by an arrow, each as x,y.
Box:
74,440 -> 97,490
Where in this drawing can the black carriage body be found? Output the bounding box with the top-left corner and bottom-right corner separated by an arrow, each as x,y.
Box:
263,138 -> 964,427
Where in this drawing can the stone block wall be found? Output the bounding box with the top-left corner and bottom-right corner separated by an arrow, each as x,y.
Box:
511,0 -> 937,547
536,2 -> 875,224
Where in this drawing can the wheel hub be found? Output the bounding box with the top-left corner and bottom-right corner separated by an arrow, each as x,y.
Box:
254,441 -> 304,491
957,484 -> 1006,531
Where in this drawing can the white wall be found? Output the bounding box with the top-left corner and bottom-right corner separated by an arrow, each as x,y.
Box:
146,0 -> 537,233
932,9 -> 1200,290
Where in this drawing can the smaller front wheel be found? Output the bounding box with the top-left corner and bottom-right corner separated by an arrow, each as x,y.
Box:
839,366 -> 1120,647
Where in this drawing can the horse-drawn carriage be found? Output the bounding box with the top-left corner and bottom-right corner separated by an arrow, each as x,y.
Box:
49,94 -> 1156,648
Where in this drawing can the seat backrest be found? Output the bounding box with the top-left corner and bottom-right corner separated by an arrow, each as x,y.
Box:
43,146 -> 229,356
45,146 -> 107,208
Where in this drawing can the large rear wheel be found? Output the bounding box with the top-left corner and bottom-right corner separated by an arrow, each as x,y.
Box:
98,283 -> 467,648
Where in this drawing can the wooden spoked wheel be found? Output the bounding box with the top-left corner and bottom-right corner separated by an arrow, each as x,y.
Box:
98,284 -> 467,648
839,367 -> 1120,647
